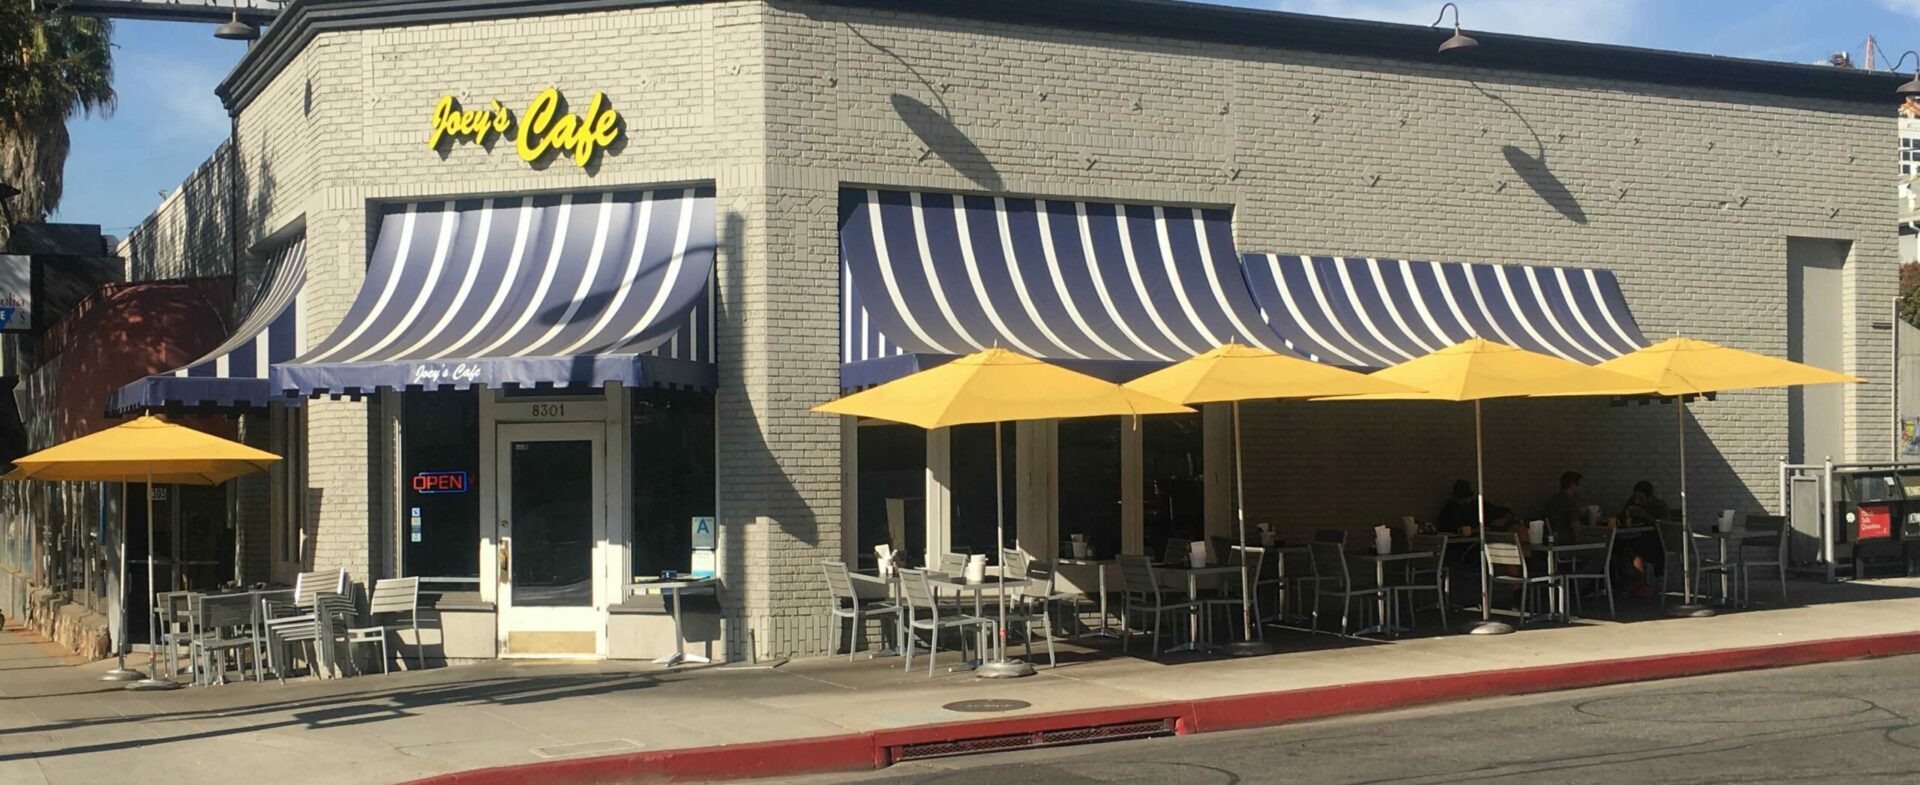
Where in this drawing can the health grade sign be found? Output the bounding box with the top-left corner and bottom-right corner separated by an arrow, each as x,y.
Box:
429,87 -> 621,168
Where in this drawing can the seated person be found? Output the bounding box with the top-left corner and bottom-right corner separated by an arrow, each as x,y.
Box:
1620,480 -> 1669,527
1436,479 -> 1479,534
1537,471 -> 1583,544
1616,480 -> 1668,594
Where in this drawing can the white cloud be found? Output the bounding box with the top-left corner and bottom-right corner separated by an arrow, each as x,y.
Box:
1879,0 -> 1920,19
1262,0 -> 1645,46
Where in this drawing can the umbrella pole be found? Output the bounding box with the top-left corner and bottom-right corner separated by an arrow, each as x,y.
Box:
101,481 -> 142,681
1669,397 -> 1715,618
1227,401 -> 1273,656
978,421 -> 1034,678
131,466 -> 179,690
1467,400 -> 1513,635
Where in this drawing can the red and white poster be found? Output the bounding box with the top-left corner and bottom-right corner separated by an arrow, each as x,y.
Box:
1857,504 -> 1893,540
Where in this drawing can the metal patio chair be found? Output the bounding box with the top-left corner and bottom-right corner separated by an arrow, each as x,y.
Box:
188,592 -> 260,685
1308,542 -> 1384,636
1566,525 -> 1617,618
1395,534 -> 1450,629
1205,545 -> 1265,640
1484,541 -> 1558,627
822,561 -> 900,661
345,577 -> 423,674
1737,515 -> 1790,605
896,568 -> 993,677
1117,555 -> 1196,658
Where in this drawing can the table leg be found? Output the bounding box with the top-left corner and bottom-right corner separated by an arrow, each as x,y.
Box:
1095,565 -> 1115,638
1377,560 -> 1390,636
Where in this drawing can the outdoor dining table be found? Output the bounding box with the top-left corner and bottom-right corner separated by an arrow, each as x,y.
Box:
633,577 -> 719,666
1690,528 -> 1772,606
178,587 -> 291,685
1056,557 -> 1119,639
1153,563 -> 1242,653
1350,549 -> 1434,637
1533,541 -> 1606,623
925,573 -> 1031,669
1263,544 -> 1312,627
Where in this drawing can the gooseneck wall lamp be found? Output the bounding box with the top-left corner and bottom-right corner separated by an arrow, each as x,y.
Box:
1892,51 -> 1920,99
1432,3 -> 1478,53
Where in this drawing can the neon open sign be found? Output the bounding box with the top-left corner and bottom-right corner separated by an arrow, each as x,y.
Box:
412,471 -> 469,494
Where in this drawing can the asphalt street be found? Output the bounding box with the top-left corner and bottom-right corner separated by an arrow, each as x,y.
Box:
755,654 -> 1920,785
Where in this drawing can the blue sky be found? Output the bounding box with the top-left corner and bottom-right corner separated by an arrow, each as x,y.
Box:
53,0 -> 1920,236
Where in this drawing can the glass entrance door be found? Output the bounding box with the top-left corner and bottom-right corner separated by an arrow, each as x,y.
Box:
496,423 -> 605,656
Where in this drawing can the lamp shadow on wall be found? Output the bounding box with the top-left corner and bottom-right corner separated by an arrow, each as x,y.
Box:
889,94 -> 1003,191
1474,82 -> 1586,225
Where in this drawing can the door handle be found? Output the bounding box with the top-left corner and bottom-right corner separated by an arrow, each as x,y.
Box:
498,520 -> 512,583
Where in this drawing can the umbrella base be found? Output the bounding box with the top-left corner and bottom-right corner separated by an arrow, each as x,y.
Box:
1667,603 -> 1717,618
126,678 -> 181,692
1464,619 -> 1515,635
1225,639 -> 1274,657
975,659 -> 1037,679
100,668 -> 145,682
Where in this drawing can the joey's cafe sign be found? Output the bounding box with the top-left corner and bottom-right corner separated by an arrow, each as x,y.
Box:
428,87 -> 622,168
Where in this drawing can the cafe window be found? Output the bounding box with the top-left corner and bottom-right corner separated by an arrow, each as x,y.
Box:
631,389 -> 715,578
1143,413 -> 1204,561
401,389 -> 481,580
950,423 -> 1016,557
1058,418 -> 1122,561
856,422 -> 924,569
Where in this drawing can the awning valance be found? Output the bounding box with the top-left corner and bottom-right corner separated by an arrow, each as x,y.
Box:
108,237 -> 306,413
272,187 -> 715,397
1240,254 -> 1648,369
840,188 -> 1283,388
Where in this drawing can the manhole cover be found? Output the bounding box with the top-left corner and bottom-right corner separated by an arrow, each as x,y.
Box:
943,698 -> 1031,713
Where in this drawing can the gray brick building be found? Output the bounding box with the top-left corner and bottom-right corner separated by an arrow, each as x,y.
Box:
5,0 -> 1900,662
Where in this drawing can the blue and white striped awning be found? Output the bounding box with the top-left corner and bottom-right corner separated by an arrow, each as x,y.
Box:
272,186 -> 715,397
840,188 -> 1284,388
108,237 -> 308,413
1240,254 -> 1649,368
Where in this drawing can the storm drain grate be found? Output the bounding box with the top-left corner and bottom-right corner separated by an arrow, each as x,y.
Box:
891,718 -> 1176,762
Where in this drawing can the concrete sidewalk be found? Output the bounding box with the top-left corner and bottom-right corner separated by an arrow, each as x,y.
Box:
5,579 -> 1920,785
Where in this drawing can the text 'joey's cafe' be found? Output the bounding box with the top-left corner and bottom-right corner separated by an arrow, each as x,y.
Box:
97,0 -> 1895,663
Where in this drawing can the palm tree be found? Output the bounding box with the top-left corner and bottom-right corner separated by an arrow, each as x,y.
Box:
0,3 -> 112,236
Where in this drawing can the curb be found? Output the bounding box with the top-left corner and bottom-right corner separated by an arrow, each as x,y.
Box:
401,630 -> 1920,785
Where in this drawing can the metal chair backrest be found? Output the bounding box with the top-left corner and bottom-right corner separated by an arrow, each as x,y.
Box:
1313,528 -> 1348,545
937,553 -> 970,575
368,577 -> 419,618
897,568 -> 937,613
1308,542 -> 1350,590
294,569 -> 348,609
1655,521 -> 1687,556
1572,525 -> 1616,550
1163,538 -> 1193,565
1408,534 -> 1448,556
157,591 -> 194,626
1002,548 -> 1030,583
195,592 -> 253,632
1280,545 -> 1316,581
822,560 -> 856,607
1022,559 -> 1057,599
1484,541 -> 1527,572
1117,555 -> 1160,603
1210,536 -> 1237,564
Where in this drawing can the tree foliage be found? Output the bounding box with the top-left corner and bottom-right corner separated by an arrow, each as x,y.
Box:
0,1 -> 112,230
1902,262 -> 1920,330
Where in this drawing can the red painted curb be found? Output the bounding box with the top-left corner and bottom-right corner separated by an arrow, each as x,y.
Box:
399,630 -> 1920,785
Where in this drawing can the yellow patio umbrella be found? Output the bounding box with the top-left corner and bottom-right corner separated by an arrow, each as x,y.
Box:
816,348 -> 1191,677
1323,338 -> 1653,634
1124,342 -> 1421,654
1592,337 -> 1861,615
10,415 -> 281,688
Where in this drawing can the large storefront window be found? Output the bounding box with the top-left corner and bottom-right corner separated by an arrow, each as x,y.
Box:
631,389 -> 715,578
856,422 -> 924,569
950,423 -> 1016,557
1058,418 -> 1122,561
1143,414 -> 1205,561
401,390 -> 480,580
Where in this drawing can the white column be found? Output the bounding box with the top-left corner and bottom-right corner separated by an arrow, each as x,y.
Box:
924,427 -> 952,565
1122,418 -> 1144,556
1203,403 -> 1233,549
840,417 -> 858,562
